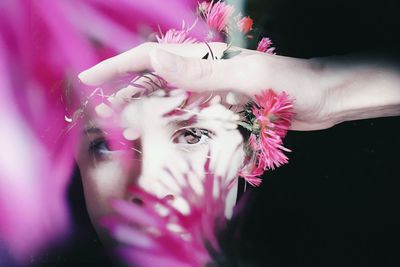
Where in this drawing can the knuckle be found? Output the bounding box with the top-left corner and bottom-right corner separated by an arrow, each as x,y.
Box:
139,42 -> 156,50
136,42 -> 157,55
199,60 -> 214,79
184,58 -> 214,80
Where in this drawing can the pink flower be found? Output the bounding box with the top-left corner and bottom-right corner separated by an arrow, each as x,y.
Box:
257,37 -> 274,53
199,1 -> 235,33
239,163 -> 263,186
0,0 -> 205,264
197,1 -> 211,13
237,16 -> 253,34
157,28 -> 198,44
241,89 -> 294,184
101,160 -> 230,267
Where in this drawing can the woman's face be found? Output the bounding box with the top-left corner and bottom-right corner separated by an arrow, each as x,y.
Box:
75,83 -> 246,234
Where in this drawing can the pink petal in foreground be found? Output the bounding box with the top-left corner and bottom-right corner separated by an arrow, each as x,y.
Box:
0,0 -> 201,264
101,160 -> 231,267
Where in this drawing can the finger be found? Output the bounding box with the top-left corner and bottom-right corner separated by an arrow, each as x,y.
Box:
78,43 -> 153,86
78,42 -> 229,86
149,48 -> 252,94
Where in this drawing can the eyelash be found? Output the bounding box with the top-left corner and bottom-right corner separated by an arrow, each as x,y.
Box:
172,128 -> 212,145
89,127 -> 212,159
89,138 -> 112,160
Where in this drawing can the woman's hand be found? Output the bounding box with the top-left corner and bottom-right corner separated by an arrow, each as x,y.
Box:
79,42 -> 400,131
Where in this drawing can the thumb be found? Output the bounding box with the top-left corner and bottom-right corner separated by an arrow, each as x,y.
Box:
149,48 -> 245,93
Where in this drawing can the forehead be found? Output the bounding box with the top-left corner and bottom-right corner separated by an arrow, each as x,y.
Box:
96,72 -> 245,107
84,74 -> 245,130
89,92 -> 240,136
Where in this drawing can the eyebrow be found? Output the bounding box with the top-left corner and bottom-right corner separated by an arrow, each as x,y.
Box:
83,111 -> 234,136
167,116 -> 199,129
83,126 -> 103,135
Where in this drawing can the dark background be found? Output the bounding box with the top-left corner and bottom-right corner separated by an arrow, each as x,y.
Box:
34,0 -> 400,266
247,0 -> 400,57
222,0 -> 400,266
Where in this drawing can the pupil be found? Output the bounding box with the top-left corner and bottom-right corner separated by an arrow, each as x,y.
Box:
184,129 -> 201,144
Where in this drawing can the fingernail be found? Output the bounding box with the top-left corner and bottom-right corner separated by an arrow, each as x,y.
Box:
78,70 -> 93,85
226,92 -> 240,105
77,71 -> 86,82
151,49 -> 179,73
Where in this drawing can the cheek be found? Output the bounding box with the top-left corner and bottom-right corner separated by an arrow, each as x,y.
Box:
208,131 -> 246,218
183,148 -> 210,195
80,161 -> 130,222
137,144 -> 208,198
209,131 -> 246,179
168,132 -> 245,217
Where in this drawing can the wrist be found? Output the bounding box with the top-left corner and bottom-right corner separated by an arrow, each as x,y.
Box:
320,57 -> 400,125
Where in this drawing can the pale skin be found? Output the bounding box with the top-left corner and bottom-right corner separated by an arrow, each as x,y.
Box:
75,78 -> 247,239
79,42 -> 400,130
76,42 -> 400,246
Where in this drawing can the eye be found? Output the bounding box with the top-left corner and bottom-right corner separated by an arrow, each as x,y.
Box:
172,128 -> 212,145
89,138 -> 112,159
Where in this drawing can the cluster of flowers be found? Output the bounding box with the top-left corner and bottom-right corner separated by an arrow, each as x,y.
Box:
156,0 -> 294,186
102,1 -> 294,267
239,89 -> 294,186
157,0 -> 275,54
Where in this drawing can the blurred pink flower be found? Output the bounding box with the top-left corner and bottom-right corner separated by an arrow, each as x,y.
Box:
237,16 -> 253,34
200,0 -> 235,33
257,37 -> 275,54
157,28 -> 198,44
101,160 -> 230,267
0,0 -> 205,264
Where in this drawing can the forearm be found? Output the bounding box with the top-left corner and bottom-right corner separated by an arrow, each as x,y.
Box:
318,52 -> 400,125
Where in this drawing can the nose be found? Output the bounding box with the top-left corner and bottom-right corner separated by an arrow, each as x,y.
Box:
131,128 -> 175,199
121,94 -> 188,202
